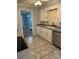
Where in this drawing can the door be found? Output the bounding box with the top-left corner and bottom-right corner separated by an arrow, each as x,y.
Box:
21,10 -> 32,38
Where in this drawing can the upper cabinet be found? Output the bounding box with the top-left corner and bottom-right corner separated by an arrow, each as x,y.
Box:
39,3 -> 61,26
39,9 -> 43,21
39,8 -> 58,25
39,8 -> 48,21
43,8 -> 48,20
47,8 -> 58,25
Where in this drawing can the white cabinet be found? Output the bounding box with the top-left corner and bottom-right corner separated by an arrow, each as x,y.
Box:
43,28 -> 52,42
39,8 -> 48,21
37,26 -> 41,35
37,26 -> 52,42
39,9 -> 44,21
43,9 -> 48,20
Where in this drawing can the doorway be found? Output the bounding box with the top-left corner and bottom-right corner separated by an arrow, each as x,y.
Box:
21,10 -> 32,38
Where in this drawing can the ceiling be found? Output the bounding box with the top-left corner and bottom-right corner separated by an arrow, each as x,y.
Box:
17,0 -> 49,3
17,0 -> 51,7
17,0 -> 60,8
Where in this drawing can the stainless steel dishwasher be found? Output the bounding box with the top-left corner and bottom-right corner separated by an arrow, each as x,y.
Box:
53,30 -> 61,48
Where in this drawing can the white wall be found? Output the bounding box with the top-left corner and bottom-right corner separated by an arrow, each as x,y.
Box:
17,5 -> 39,37
17,6 -> 24,37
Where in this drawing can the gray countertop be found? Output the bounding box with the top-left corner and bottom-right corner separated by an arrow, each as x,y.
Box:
36,24 -> 61,33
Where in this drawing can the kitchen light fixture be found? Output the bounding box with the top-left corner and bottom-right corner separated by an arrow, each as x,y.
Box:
34,1 -> 42,6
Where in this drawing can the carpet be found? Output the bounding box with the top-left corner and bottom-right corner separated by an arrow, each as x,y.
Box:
17,36 -> 28,52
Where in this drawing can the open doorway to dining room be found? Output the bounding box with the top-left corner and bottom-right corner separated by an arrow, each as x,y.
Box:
21,10 -> 32,38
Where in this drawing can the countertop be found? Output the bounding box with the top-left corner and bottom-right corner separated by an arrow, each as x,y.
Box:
36,24 -> 61,33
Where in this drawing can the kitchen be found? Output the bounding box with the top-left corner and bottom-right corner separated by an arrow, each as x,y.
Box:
17,0 -> 61,59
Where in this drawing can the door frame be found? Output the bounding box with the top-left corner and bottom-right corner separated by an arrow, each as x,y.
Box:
20,9 -> 33,37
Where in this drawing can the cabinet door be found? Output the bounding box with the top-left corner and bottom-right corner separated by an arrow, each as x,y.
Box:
43,9 -> 47,20
37,26 -> 39,35
39,8 -> 48,21
46,29 -> 52,42
40,9 -> 44,21
37,26 -> 43,37
39,27 -> 43,37
43,28 -> 52,42
37,26 -> 41,35
48,9 -> 58,25
41,27 -> 47,39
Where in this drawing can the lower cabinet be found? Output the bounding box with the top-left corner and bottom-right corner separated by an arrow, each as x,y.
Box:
37,26 -> 52,42
37,26 -> 41,35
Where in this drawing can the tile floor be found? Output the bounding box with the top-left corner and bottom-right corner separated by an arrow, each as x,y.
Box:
25,35 -> 61,59
17,49 -> 32,59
